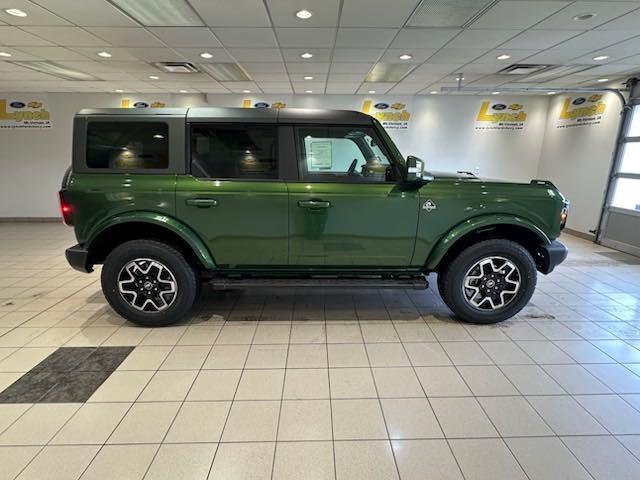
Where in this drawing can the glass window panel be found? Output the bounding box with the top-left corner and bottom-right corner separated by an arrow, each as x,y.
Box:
618,141 -> 640,175
627,106 -> 640,137
611,177 -> 640,212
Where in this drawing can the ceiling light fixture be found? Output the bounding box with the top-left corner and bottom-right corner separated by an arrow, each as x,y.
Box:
4,8 -> 27,17
110,0 -> 202,26
199,52 -> 213,59
179,89 -> 188,93
295,9 -> 312,19
242,89 -> 251,93
593,55 -> 608,61
455,76 -> 464,81
115,89 -> 124,93
303,76 -> 313,80
497,54 -> 511,60
492,91 -> 500,95
597,78 -> 609,82
305,90 -> 313,93
430,91 -> 438,94
547,91 -> 556,95
573,13 -> 596,21
368,90 -> 376,94
0,51 -> 12,57
11,61 -> 99,81
300,52 -> 313,59
97,51 -> 112,58
148,75 -> 159,79
399,54 -> 412,60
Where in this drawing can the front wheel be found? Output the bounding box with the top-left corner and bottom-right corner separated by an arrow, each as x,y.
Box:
101,240 -> 197,326
438,239 -> 537,324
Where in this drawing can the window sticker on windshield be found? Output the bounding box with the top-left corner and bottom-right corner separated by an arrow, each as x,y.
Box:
309,141 -> 332,169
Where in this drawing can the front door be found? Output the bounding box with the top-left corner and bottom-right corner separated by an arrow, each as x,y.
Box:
176,123 -> 288,267
288,125 -> 420,266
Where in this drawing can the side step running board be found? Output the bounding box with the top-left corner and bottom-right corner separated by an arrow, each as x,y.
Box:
209,276 -> 429,290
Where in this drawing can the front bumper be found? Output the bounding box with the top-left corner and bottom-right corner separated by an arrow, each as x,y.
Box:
65,244 -> 93,273
537,240 -> 568,274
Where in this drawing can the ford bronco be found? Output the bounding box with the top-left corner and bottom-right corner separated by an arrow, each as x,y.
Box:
60,107 -> 568,326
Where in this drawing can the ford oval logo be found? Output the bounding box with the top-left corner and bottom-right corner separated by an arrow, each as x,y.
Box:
9,101 -> 25,108
133,102 -> 149,108
254,102 -> 269,108
492,104 -> 506,110
374,103 -> 389,110
572,97 -> 586,105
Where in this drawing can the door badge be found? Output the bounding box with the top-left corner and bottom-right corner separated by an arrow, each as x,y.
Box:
422,199 -> 437,212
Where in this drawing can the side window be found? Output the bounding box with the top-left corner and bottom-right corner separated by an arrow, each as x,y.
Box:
191,124 -> 277,179
86,122 -> 168,169
297,126 -> 393,182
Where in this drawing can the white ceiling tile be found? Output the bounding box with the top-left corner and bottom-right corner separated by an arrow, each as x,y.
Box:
148,28 -> 222,47
388,83 -> 427,94
357,82 -> 395,93
251,72 -> 290,81
292,73 -> 327,82
213,28 -> 277,47
124,47 -> 188,62
240,62 -> 287,73
380,49 -> 438,63
325,83 -> 359,94
0,0 -> 70,26
70,47 -> 140,61
470,1 -> 570,29
340,0 -> 419,27
596,8 -> 640,30
336,28 -> 397,48
0,47 -> 40,60
573,63 -> 640,75
32,0 -> 139,26
95,61 -> 159,73
200,84 -> 231,93
0,26 -> 54,45
499,30 -> 583,50
472,49 -> 540,64
286,62 -> 331,73
458,63 -> 506,74
257,82 -> 293,93
291,81 -> 325,93
390,28 -> 460,49
570,51 -> 633,64
535,2 -> 640,30
228,48 -> 282,62
525,49 -> 591,63
402,70 -> 445,83
328,73 -> 367,82
332,48 -> 384,62
330,62 -> 374,73
91,27 -> 165,47
281,48 -> 331,62
267,0 -> 340,27
427,48 -> 486,64
221,81 -> 261,92
55,60 -> 121,73
447,29 -> 519,49
174,48 -> 235,63
412,63 -> 465,74
191,0 -> 271,27
276,28 -> 336,47
599,37 -> 640,55
23,26 -> 108,46
14,46 -> 92,61
552,30 -> 638,50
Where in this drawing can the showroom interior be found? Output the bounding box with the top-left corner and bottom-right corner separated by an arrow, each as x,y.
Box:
2,0 -> 640,479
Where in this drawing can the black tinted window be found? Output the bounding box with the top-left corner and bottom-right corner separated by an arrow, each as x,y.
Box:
86,122 -> 168,169
191,124 -> 277,179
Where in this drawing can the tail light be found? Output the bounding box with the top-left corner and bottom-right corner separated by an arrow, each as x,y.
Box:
58,190 -> 73,226
560,203 -> 569,230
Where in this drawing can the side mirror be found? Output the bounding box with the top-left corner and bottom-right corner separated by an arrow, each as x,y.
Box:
405,155 -> 424,182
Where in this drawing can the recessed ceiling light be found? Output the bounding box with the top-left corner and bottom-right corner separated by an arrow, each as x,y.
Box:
303,75 -> 313,80
573,13 -> 596,21
399,54 -> 412,60
547,91 -> 557,95
4,8 -> 27,17
295,9 -> 312,19
242,89 -> 251,93
0,51 -> 12,57
593,55 -> 608,61
455,76 -> 464,81
97,51 -> 112,58
368,90 -> 376,94
430,91 -> 438,94
305,90 -> 313,93
114,89 -> 124,93
148,75 -> 159,79
492,91 -> 500,95
497,54 -> 511,60
199,52 -> 213,59
300,52 -> 313,59
179,89 -> 188,93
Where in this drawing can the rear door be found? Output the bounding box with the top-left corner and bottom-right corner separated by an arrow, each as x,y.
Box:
176,123 -> 288,267
288,125 -> 420,266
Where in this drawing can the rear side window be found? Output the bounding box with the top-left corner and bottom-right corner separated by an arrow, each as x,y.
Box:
191,124 -> 277,179
86,122 -> 169,169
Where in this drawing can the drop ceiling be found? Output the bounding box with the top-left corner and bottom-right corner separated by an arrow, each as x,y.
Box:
0,0 -> 639,94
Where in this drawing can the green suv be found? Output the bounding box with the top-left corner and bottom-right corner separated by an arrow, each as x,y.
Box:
60,107 -> 568,326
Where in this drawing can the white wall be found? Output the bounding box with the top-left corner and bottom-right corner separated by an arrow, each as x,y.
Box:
0,91 -> 557,218
537,92 -> 624,235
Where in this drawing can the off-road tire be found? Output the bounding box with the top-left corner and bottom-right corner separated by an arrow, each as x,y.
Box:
438,239 -> 537,324
101,240 -> 197,326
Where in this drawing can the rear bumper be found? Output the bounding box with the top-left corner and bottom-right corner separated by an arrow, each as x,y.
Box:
537,240 -> 568,274
65,244 -> 93,273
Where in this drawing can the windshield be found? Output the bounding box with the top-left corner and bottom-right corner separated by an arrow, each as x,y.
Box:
372,118 -> 405,169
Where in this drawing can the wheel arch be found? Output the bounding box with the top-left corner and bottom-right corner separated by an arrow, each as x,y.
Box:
86,212 -> 216,271
424,215 -> 551,273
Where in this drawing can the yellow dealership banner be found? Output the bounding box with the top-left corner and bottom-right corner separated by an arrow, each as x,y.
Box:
555,95 -> 606,129
361,100 -> 411,130
0,97 -> 52,129
474,100 -> 527,132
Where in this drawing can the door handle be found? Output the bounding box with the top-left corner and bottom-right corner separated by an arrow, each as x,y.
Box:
186,198 -> 218,208
298,200 -> 331,209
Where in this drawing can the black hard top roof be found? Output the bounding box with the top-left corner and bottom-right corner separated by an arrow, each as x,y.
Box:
76,107 -> 374,125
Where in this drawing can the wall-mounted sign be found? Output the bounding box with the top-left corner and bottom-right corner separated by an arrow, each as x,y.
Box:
361,100 -> 411,130
0,98 -> 52,129
555,95 -> 606,129
120,99 -> 166,108
241,99 -> 287,109
474,100 -> 527,132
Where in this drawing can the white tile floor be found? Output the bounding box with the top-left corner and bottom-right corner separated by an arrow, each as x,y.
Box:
1,223 -> 640,479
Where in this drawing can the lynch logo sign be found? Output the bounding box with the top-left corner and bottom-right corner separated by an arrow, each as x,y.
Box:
475,101 -> 527,132
556,95 -> 606,128
0,98 -> 52,129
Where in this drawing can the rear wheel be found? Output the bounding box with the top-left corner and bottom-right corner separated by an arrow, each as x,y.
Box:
101,240 -> 197,326
438,239 -> 536,324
